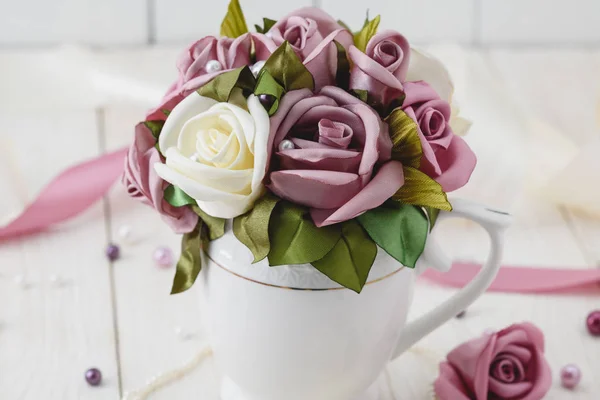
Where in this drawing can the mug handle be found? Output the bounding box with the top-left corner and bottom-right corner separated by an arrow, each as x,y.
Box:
391,198 -> 511,360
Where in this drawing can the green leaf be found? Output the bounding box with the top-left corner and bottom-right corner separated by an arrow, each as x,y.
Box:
255,17 -> 277,33
197,66 -> 256,103
424,206 -> 441,231
144,120 -> 165,139
233,193 -> 281,262
192,206 -> 226,241
171,225 -> 204,294
162,109 -> 171,117
268,202 -> 340,266
164,185 -> 195,207
393,167 -> 452,211
263,41 -> 314,92
358,202 -> 428,268
220,0 -> 248,38
351,89 -> 369,103
254,69 -> 285,115
386,109 -> 422,168
334,40 -> 350,90
354,14 -> 380,52
312,220 -> 377,293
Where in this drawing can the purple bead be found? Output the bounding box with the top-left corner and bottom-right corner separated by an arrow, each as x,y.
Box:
105,244 -> 120,262
560,364 -> 581,389
586,310 -> 600,336
85,368 -> 102,386
153,246 -> 174,268
258,94 -> 275,110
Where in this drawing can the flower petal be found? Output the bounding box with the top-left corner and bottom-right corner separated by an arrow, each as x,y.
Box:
268,170 -> 361,209
159,92 -> 218,152
310,161 -> 404,227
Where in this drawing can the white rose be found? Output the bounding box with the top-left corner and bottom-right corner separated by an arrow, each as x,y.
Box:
154,93 -> 270,218
407,48 -> 472,136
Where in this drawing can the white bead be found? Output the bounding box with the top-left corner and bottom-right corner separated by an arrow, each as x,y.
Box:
250,60 -> 266,77
278,139 -> 295,152
205,60 -> 222,74
117,225 -> 132,242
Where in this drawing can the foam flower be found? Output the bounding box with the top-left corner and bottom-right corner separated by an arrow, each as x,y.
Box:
434,322 -> 552,400
254,7 -> 353,90
154,93 -> 270,218
266,87 -> 404,227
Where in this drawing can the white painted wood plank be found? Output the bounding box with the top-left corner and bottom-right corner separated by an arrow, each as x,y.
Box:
479,0 -> 600,45
0,110 -> 120,399
321,0 -> 475,44
0,0 -> 147,46
154,0 -> 314,44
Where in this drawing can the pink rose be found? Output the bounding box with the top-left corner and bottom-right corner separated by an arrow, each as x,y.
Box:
256,7 -> 353,90
266,86 -> 405,227
434,322 -> 552,400
349,30 -> 411,106
146,34 -> 252,120
402,80 -> 476,192
123,123 -> 198,233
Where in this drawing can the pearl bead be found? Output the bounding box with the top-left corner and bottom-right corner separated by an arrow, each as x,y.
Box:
586,310 -> 600,336
278,139 -> 295,152
117,225 -> 132,243
205,60 -> 222,74
153,247 -> 174,268
105,244 -> 120,262
560,364 -> 581,389
250,60 -> 266,77
85,368 -> 102,386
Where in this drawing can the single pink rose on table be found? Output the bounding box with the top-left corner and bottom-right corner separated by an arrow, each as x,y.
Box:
434,322 -> 552,400
402,80 -> 476,192
266,87 -> 405,227
255,7 -> 353,90
122,123 -> 198,233
146,34 -> 252,120
348,30 -> 411,106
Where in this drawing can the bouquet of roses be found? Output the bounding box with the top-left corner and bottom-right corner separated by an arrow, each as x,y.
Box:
123,0 -> 477,294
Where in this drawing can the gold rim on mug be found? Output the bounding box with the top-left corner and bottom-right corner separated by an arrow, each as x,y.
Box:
205,252 -> 406,291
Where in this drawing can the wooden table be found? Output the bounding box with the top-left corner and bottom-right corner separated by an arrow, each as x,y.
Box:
1,45 -> 599,399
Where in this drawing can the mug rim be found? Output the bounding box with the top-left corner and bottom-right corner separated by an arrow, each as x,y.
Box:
206,252 -> 406,291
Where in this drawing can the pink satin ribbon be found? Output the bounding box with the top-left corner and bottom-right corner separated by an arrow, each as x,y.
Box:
1,150 -> 598,294
0,148 -> 127,240
422,264 -> 600,293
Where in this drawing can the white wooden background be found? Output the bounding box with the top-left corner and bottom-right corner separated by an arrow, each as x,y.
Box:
0,44 -> 599,400
2,0 -> 600,46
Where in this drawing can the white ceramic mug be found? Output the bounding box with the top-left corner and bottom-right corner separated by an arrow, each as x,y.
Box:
198,199 -> 510,400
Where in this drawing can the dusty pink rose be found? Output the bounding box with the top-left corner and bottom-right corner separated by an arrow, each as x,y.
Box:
255,7 -> 353,90
402,80 -> 476,192
434,322 -> 552,400
266,87 -> 405,227
349,30 -> 410,106
123,123 -> 198,233
146,34 -> 252,120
